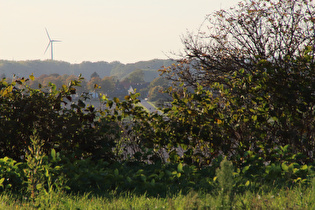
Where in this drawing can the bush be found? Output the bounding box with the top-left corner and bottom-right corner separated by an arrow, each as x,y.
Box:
0,157 -> 24,193
0,75 -> 117,161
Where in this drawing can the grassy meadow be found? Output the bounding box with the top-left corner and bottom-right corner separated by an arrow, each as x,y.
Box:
0,183 -> 315,209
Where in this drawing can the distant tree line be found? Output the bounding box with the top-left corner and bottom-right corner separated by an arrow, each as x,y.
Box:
13,71 -> 171,101
0,59 -> 173,82
0,59 -> 173,101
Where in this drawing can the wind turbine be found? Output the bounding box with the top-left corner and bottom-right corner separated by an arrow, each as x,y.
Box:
44,28 -> 61,60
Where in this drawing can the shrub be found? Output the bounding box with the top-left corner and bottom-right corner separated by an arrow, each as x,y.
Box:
0,75 -> 117,161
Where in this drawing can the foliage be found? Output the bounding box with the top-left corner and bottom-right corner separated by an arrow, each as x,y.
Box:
99,76 -> 116,94
86,76 -> 102,92
0,157 -> 315,209
122,69 -> 145,84
148,85 -> 164,101
0,1 -> 314,206
0,141 -> 314,201
0,135 -> 68,198
162,0 -> 315,87
23,132 -> 67,202
216,158 -> 234,194
0,157 -> 24,193
215,158 -> 236,208
0,59 -> 172,82
158,0 -> 315,162
157,51 -> 314,166
0,75 -> 116,161
149,76 -> 170,89
90,71 -> 100,79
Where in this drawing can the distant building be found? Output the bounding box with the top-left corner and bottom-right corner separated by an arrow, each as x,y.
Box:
128,86 -> 134,95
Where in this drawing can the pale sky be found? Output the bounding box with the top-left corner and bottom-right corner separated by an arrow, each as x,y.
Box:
0,0 -> 236,64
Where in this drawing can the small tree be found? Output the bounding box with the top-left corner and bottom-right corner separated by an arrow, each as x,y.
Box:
148,86 -> 164,102
100,76 -> 115,95
90,71 -> 100,79
123,69 -> 146,85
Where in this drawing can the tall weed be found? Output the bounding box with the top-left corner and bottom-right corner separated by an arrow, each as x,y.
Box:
215,158 -> 235,208
23,131 -> 68,207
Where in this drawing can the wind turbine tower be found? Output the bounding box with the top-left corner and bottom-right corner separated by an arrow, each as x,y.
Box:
44,28 -> 61,60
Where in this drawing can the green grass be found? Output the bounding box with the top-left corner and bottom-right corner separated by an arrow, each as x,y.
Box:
1,184 -> 314,209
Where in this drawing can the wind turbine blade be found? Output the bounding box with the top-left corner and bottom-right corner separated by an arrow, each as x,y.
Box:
52,40 -> 62,42
45,28 -> 51,41
44,42 -> 51,54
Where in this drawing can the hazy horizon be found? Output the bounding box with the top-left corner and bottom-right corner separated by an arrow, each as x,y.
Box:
0,0 -> 236,64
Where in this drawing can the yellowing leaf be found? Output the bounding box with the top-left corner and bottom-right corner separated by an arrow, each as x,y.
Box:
114,97 -> 120,103
29,74 -> 35,81
300,165 -> 308,170
215,119 -> 223,124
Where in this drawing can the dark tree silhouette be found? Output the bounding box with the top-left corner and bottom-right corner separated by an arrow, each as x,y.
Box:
90,71 -> 100,79
161,0 -> 315,88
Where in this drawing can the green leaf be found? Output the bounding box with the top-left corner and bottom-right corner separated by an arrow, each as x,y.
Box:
177,163 -> 184,173
281,145 -> 290,152
36,184 -> 43,190
281,162 -> 289,172
45,169 -> 49,177
51,149 -> 56,160
0,178 -> 5,186
114,169 -> 119,176
165,170 -> 172,176
300,165 -> 308,170
108,100 -> 113,108
140,174 -> 146,182
242,165 -> 250,173
78,99 -> 85,108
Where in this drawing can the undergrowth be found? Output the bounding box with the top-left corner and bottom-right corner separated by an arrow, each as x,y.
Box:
0,137 -> 314,209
